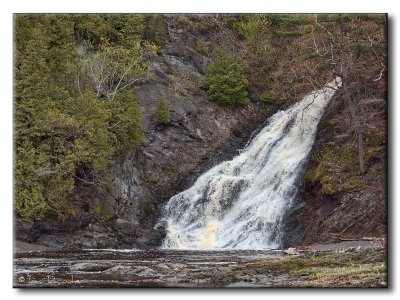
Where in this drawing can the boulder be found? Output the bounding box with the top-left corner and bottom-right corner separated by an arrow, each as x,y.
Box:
284,247 -> 300,255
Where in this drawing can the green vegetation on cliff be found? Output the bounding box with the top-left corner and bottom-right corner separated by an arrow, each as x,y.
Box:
14,15 -> 156,220
203,47 -> 249,107
230,14 -> 386,176
154,96 -> 171,125
14,14 -> 387,225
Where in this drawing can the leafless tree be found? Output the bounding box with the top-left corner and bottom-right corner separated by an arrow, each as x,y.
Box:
281,14 -> 386,175
78,41 -> 158,100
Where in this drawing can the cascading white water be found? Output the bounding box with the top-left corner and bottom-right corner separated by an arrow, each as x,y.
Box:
157,77 -> 342,250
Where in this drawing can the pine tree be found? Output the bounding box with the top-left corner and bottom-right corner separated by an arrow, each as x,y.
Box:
107,90 -> 143,155
14,23 -> 69,220
203,47 -> 249,107
154,96 -> 171,125
14,15 -> 150,221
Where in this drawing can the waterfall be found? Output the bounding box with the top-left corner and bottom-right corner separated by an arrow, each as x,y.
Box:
157,77 -> 342,250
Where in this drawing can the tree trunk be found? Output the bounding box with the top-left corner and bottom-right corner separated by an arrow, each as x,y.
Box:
357,125 -> 366,175
346,92 -> 366,175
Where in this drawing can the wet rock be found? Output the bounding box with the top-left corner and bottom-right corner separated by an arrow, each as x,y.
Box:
170,263 -> 186,271
157,263 -> 170,270
65,225 -> 118,249
241,274 -> 259,282
14,245 -> 386,287
135,227 -> 166,249
15,220 -> 40,243
102,265 -> 140,274
35,234 -> 67,249
70,262 -> 112,272
139,267 -> 156,275
281,201 -> 306,248
57,266 -> 71,272
302,240 -> 383,252
14,241 -> 52,252
284,247 -> 300,255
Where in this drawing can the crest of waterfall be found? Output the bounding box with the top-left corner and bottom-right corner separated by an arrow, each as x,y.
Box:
157,77 -> 342,249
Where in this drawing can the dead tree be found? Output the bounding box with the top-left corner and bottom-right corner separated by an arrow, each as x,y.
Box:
307,14 -> 386,176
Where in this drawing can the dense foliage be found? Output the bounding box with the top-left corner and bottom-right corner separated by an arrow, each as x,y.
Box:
14,14 -> 386,221
233,15 -> 276,93
203,47 -> 249,107
14,15 -> 159,220
154,96 -> 171,125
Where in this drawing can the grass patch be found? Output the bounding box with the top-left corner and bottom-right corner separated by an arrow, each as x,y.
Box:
275,30 -> 303,37
182,248 -> 386,287
281,17 -> 313,25
195,40 -> 208,56
304,144 -> 362,195
259,91 -> 280,105
246,248 -> 386,287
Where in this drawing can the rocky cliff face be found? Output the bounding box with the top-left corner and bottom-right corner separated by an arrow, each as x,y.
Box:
288,88 -> 387,246
15,15 -> 387,250
15,16 -> 270,249
101,16 -> 272,248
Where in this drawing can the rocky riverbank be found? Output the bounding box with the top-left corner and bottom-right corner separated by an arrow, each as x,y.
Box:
14,240 -> 386,288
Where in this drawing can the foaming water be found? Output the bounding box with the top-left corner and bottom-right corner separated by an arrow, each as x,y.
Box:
158,78 -> 342,250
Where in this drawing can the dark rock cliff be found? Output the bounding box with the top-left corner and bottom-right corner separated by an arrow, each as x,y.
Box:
285,88 -> 387,246
15,15 -> 387,250
15,16 -> 269,249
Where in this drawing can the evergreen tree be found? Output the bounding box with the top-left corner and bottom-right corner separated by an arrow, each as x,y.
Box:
14,15 -> 151,220
107,90 -> 143,155
154,96 -> 171,125
15,23 -> 75,220
203,47 -> 249,107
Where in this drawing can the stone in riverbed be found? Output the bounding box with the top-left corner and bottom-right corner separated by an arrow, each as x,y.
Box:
102,264 -> 141,274
139,267 -> 157,275
284,247 -> 300,255
70,262 -> 112,272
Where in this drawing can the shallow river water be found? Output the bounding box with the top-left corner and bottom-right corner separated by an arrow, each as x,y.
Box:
14,239 -> 385,288
14,249 -> 286,288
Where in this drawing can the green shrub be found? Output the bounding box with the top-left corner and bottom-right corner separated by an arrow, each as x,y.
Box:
275,30 -> 302,37
301,52 -> 320,61
144,15 -> 166,48
73,15 -> 115,49
259,91 -> 278,104
281,17 -> 313,25
340,146 -> 357,172
203,47 -> 249,107
233,15 -> 275,91
154,96 -> 171,124
107,90 -> 144,155
196,40 -> 208,56
93,201 -> 101,215
234,14 -> 270,45
14,15 -> 148,221
102,214 -> 112,222
105,179 -> 114,193
138,199 -> 153,215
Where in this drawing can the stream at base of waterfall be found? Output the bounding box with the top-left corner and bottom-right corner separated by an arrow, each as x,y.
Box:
14,240 -> 385,288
